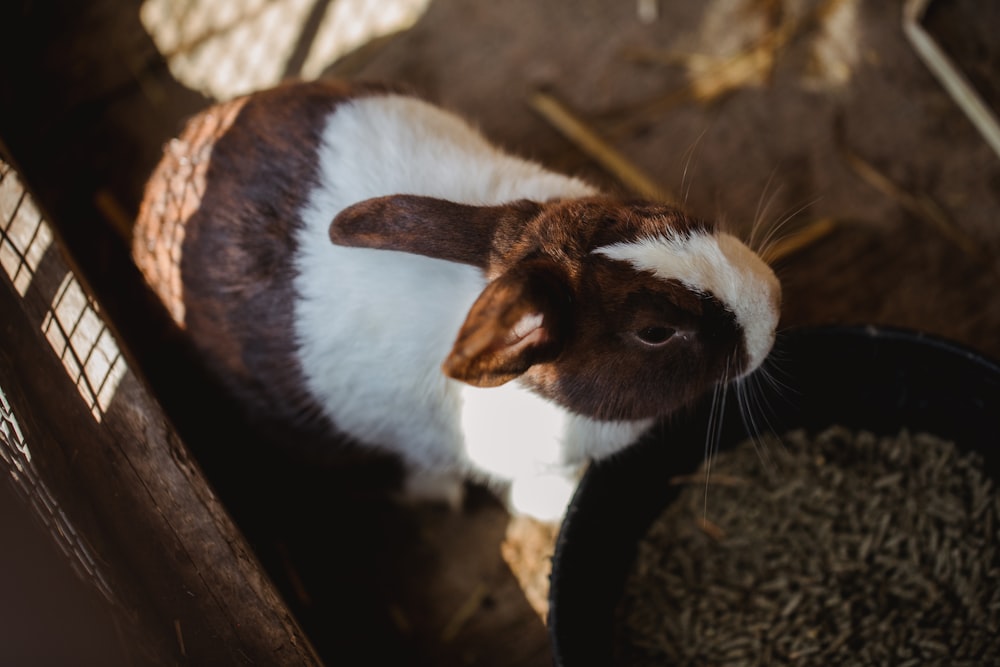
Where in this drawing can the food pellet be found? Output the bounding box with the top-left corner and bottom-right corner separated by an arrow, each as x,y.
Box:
614,426 -> 1000,666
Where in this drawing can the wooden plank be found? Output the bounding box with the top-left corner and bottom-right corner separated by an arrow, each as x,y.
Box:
0,165 -> 323,665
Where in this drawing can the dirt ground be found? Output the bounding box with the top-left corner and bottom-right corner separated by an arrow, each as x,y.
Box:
2,0 -> 999,665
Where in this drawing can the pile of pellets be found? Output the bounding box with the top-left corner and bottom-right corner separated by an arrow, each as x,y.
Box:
614,427 -> 1000,666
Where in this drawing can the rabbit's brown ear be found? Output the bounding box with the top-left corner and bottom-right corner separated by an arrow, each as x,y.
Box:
443,258 -> 570,387
329,194 -> 541,269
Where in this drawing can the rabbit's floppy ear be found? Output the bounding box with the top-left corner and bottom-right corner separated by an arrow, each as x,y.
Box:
443,258 -> 570,387
329,194 -> 541,269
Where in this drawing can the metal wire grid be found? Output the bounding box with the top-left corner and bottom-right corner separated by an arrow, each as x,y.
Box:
139,0 -> 430,101
0,161 -> 51,297
1,160 -> 127,424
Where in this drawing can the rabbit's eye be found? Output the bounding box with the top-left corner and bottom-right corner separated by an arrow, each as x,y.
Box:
634,326 -> 675,346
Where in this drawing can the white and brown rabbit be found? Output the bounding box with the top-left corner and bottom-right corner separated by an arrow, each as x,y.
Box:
133,79 -> 780,521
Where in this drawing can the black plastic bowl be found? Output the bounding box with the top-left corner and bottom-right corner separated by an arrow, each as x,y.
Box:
548,325 -> 1000,666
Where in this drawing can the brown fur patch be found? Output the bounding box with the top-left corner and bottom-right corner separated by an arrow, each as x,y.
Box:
443,257 -> 569,386
133,79 -> 392,434
402,193 -> 747,419
531,197 -> 712,259
522,255 -> 744,420
409,194 -> 747,418
330,194 -> 542,269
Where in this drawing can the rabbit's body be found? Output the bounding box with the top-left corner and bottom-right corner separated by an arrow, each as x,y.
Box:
134,79 -> 780,520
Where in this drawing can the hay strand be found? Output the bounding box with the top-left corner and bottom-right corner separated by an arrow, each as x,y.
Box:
440,582 -> 489,643
839,141 -> 980,258
903,0 -> 1000,161
763,218 -> 838,264
528,89 -> 675,203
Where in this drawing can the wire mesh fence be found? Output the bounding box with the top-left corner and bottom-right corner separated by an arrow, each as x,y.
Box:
139,0 -> 430,100
1,158 -> 119,605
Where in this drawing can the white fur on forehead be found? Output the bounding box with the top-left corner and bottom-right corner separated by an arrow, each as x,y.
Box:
595,231 -> 779,370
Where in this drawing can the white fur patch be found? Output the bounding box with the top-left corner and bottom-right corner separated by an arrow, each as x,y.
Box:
459,381 -> 652,518
459,381 -> 652,473
595,231 -> 779,371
